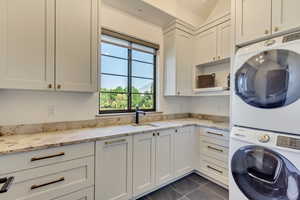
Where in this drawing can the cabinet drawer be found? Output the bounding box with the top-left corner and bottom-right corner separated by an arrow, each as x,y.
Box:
0,142 -> 94,175
0,156 -> 94,200
201,128 -> 229,141
200,142 -> 228,163
200,135 -> 229,147
201,155 -> 228,170
54,187 -> 94,200
200,158 -> 228,185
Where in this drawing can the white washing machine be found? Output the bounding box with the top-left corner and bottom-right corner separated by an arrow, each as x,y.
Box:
229,127 -> 300,200
232,32 -> 300,135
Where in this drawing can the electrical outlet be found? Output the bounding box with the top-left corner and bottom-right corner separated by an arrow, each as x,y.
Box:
48,105 -> 55,117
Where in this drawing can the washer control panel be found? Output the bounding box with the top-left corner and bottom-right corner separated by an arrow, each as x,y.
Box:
277,136 -> 300,150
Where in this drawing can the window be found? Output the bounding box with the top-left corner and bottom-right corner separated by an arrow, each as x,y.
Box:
99,30 -> 158,113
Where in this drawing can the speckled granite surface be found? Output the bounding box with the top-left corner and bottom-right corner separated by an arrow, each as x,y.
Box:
0,118 -> 229,156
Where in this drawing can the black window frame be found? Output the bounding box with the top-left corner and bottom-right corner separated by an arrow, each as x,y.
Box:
99,33 -> 157,114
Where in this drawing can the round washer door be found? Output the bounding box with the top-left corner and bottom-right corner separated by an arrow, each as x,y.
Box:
232,145 -> 300,200
235,49 -> 300,108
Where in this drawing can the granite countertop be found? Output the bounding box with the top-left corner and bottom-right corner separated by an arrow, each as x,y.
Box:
0,118 -> 230,156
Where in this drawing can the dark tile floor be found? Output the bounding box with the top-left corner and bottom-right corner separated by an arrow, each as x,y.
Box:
138,173 -> 228,200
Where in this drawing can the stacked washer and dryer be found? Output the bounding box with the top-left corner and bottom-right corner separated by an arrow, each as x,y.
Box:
230,32 -> 300,200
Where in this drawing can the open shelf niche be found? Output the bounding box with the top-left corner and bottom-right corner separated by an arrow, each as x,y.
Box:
193,59 -> 230,96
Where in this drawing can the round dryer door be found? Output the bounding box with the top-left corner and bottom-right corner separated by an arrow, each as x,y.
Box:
231,145 -> 300,200
235,49 -> 300,108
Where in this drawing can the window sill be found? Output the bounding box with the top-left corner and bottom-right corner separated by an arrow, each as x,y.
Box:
96,111 -> 163,118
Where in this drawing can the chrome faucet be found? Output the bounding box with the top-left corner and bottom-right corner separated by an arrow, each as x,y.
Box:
135,106 -> 146,124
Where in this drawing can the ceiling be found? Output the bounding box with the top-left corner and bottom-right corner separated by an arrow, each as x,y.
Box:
102,0 -> 219,27
102,0 -> 175,27
176,0 -> 218,21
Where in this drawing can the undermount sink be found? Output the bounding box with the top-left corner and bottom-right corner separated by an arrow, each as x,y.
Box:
131,123 -> 160,128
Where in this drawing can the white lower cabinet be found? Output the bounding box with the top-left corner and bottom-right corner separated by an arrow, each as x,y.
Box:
132,129 -> 175,198
174,126 -> 196,177
95,136 -> 133,200
133,132 -> 156,197
198,128 -> 229,186
132,126 -> 198,198
155,129 -> 175,186
0,143 -> 95,200
54,187 -> 94,200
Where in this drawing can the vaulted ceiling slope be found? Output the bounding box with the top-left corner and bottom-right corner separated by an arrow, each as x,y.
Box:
102,0 -> 221,27
176,0 -> 218,21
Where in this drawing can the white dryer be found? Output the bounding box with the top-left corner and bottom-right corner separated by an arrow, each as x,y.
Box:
229,127 -> 300,200
232,32 -> 300,135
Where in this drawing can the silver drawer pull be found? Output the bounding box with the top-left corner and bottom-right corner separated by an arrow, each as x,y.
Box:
207,165 -> 223,174
105,139 -> 126,145
31,152 -> 65,162
207,146 -> 223,153
31,177 -> 65,190
207,131 -> 223,137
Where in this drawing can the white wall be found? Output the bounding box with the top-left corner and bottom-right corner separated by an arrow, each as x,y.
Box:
189,96 -> 230,116
0,4 -> 189,126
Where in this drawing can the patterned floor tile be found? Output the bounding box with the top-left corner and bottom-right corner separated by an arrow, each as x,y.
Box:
186,173 -> 209,185
186,186 -> 223,200
171,177 -> 199,195
147,185 -> 183,200
204,182 -> 229,200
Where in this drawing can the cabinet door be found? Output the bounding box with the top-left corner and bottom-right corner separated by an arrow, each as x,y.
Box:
133,132 -> 156,197
156,129 -> 174,185
164,31 -> 177,96
95,137 -> 132,200
0,0 -> 55,90
272,0 -> 300,34
217,21 -> 231,60
55,0 -> 98,92
55,187 -> 93,200
174,126 -> 196,177
176,31 -> 193,96
236,0 -> 272,45
174,127 -> 193,177
194,27 -> 217,65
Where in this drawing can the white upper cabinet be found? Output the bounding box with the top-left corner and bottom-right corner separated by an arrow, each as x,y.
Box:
55,0 -> 98,92
164,28 -> 193,96
0,0 -> 55,90
217,21 -> 231,60
272,0 -> 300,34
236,0 -> 272,45
236,0 -> 300,45
176,31 -> 193,96
194,27 -> 218,65
194,20 -> 231,66
0,0 -> 98,92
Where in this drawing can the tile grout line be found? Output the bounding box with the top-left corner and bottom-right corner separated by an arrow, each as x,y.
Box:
182,182 -> 210,199
203,184 -> 229,200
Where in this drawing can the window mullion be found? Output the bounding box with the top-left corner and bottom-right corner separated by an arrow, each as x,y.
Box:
128,45 -> 132,112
